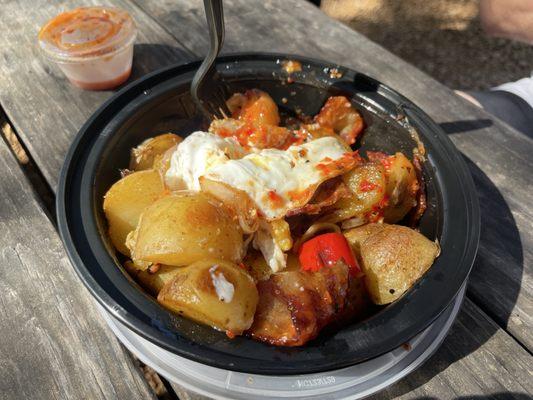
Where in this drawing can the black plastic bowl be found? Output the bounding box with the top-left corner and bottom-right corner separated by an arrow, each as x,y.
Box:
57,53 -> 479,375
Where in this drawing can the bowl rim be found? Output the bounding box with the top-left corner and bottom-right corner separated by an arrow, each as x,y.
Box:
57,52 -> 480,375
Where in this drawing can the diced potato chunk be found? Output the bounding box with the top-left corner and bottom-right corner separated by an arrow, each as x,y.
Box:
124,261 -> 180,296
382,153 -> 418,223
321,162 -> 386,224
128,192 -> 243,267
343,223 -> 386,257
344,223 -> 439,304
154,146 -> 178,177
157,259 -> 258,334
103,170 -> 165,256
129,133 -> 182,171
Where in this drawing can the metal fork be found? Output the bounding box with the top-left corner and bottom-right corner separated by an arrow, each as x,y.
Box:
191,0 -> 231,120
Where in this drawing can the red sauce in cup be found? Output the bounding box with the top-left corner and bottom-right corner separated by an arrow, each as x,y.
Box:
38,7 -> 137,90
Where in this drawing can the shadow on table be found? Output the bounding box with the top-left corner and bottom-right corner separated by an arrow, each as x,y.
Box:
112,43 -> 193,91
131,43 -> 194,77
439,119 -> 493,134
439,121 -> 524,341
372,131 -> 524,398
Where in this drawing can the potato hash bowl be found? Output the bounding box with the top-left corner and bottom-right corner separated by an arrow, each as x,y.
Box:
102,89 -> 440,346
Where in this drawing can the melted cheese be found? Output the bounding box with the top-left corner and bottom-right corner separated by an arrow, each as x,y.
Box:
165,131 -> 245,190
204,136 -> 357,220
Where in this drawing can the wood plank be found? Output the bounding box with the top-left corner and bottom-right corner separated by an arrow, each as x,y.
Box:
0,1 -> 530,398
167,298 -> 533,399
131,0 -> 533,351
0,132 -> 155,399
0,0 -> 194,191
373,299 -> 533,399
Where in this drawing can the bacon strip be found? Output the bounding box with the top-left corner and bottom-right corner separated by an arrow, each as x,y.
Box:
286,177 -> 351,217
247,261 -> 368,346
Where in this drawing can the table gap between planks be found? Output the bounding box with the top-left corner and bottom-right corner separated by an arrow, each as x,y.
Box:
0,0 -> 531,399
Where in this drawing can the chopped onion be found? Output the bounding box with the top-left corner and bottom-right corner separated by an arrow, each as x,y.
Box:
341,216 -> 366,230
199,177 -> 259,234
293,222 -> 341,253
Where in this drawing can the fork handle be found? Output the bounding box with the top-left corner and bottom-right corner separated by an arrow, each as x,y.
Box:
205,0 -> 225,54
191,0 -> 225,118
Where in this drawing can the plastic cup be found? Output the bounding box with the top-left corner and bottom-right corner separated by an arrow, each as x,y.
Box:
38,7 -> 137,90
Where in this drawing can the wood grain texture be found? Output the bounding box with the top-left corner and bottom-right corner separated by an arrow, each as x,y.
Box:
0,0 -> 194,191
168,298 -> 533,399
131,0 -> 533,352
0,0 -> 531,398
0,136 -> 155,399
0,0 -> 528,347
373,299 -> 533,399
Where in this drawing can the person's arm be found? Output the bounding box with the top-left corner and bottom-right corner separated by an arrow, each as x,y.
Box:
480,0 -> 533,44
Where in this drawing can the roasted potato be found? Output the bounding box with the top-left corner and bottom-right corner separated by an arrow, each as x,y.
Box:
103,169 -> 165,256
124,261 -> 180,296
128,192 -> 243,266
345,223 -> 439,305
343,223 -> 386,258
153,144 -> 179,177
157,259 -> 258,334
382,153 -> 418,223
321,162 -> 386,224
129,133 -> 182,171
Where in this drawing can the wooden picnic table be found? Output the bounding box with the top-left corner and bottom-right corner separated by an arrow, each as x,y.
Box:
0,0 -> 531,398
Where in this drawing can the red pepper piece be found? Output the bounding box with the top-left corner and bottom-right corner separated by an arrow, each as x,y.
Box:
298,232 -> 362,277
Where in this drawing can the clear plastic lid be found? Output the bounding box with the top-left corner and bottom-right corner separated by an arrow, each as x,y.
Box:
38,6 -> 137,62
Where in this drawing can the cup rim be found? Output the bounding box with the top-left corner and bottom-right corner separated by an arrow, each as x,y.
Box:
38,6 -> 137,64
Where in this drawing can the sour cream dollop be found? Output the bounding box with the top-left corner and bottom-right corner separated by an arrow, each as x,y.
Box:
209,265 -> 235,303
